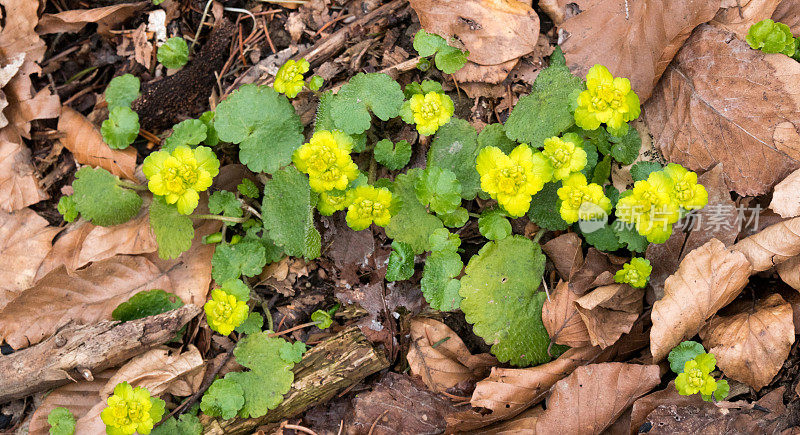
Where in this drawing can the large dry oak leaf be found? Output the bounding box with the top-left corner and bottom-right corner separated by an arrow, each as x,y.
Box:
650,239 -> 752,361
700,293 -> 795,391
644,24 -> 800,196
733,216 -> 800,272
557,0 -> 720,100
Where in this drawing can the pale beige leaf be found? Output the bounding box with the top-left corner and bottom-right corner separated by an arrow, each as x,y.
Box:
28,369 -> 115,435
733,217 -> 800,272
37,2 -> 149,36
534,363 -> 660,434
712,0 -> 784,39
771,168 -> 800,218
644,24 -> 800,196
629,380 -> 706,434
777,254 -> 800,290
58,106 -> 137,180
0,255 -> 172,349
0,128 -> 47,212
558,0 -> 719,100
542,232 -> 583,281
650,239 -> 752,361
407,317 -> 497,394
575,283 -> 643,349
542,281 -> 591,348
407,0 -> 540,66
700,293 -> 795,391
101,345 -> 204,398
0,208 -> 58,309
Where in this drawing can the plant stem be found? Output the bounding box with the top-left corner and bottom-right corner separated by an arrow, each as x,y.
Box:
532,228 -> 546,244
117,180 -> 148,191
268,321 -> 321,337
191,214 -> 249,224
468,212 -> 481,219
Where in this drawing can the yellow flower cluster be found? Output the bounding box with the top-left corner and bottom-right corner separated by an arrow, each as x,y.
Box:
405,91 -> 454,136
142,145 -> 220,215
616,165 -> 707,243
345,185 -> 393,231
293,130 -> 359,193
274,59 -> 310,98
675,353 -> 718,396
556,173 -> 612,224
614,257 -> 652,288
541,133 -> 587,181
204,288 -> 249,335
476,145 -> 552,217
574,65 -> 640,136
100,382 -> 165,435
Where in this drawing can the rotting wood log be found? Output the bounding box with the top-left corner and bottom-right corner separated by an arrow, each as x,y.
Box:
0,305 -> 201,404
201,326 -> 390,434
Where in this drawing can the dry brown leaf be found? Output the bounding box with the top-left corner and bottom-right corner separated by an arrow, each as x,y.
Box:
407,0 -> 540,66
101,345 -> 205,397
27,369 -> 116,435
629,380 -> 706,434
542,232 -> 583,280
0,255 -> 172,349
713,0 -> 783,39
534,363 -> 660,434
770,168 -> 800,218
575,283 -> 643,349
37,2 -> 149,36
406,317 -> 497,394
558,0 -> 719,101
568,247 -> 626,295
58,106 -> 137,180
733,217 -> 800,272
650,239 -> 752,361
700,293 -> 795,391
542,281 -> 591,348
645,24 -> 800,196
0,128 -> 48,212
0,208 -> 59,309
644,226 -> 685,304
777,254 -> 800,290
773,0 -> 800,34
474,406 -> 544,434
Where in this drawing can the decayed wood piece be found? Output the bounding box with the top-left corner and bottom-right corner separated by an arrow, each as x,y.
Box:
201,326 -> 390,434
0,304 -> 200,404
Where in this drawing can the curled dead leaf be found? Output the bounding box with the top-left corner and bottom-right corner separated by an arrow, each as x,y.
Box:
0,128 -> 48,212
542,281 -> 591,348
733,217 -> 800,272
542,232 -> 583,281
101,345 -> 205,397
407,317 -> 497,394
770,168 -> 800,218
650,239 -> 752,362
777,254 -> 800,290
58,106 -> 137,180
700,293 -> 795,391
534,363 -> 661,434
712,0 -> 784,39
772,0 -> 800,34
568,248 -> 625,295
575,283 -> 643,349
37,2 -> 150,37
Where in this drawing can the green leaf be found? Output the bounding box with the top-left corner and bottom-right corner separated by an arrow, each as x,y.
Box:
605,185 -> 620,207
235,312 -> 264,335
243,227 -> 285,264
211,241 -> 267,283
261,166 -> 321,259
227,332 -> 296,417
479,208 -> 511,241
386,241 -> 415,281
149,196 -> 194,259
428,228 -> 461,252
101,106 -> 139,149
163,119 -> 207,153
459,235 -> 555,366
415,166 -> 462,214
220,279 -> 250,302
428,119 -> 482,199
47,407 -> 75,435
612,220 -> 649,253
435,44 -> 469,74
152,414 -> 202,435
314,91 -> 367,152
592,155 -> 611,185
112,289 -> 183,321
703,379 -> 729,402
527,181 -> 569,231
105,74 -> 140,109
609,127 -> 642,165
438,206 -> 468,228
385,169 -> 444,254
199,110 -> 219,147
200,378 -> 245,420
630,161 -> 663,182
477,123 -> 517,154
157,37 -> 189,69
668,341 -> 706,374
504,47 -> 584,146
208,190 -> 243,221
279,341 -> 307,363
57,195 -> 78,222
215,84 -> 304,174
581,221 -> 622,252
330,73 -> 404,134
421,250 -> 463,311
72,167 -> 142,226
311,309 -> 334,329
238,178 -> 259,198
373,139 -> 411,170
413,29 -> 447,57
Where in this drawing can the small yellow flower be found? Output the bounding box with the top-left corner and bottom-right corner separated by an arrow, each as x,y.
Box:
274,59 -> 310,98
143,146 -> 220,215
476,145 -> 553,217
404,91 -> 454,136
556,173 -> 612,224
676,354 -> 718,396
615,171 -> 680,243
345,185 -> 393,231
614,257 -> 652,288
293,130 -> 360,193
100,382 -> 165,435
663,163 -> 708,210
574,65 -> 641,135
204,289 -> 249,335
542,133 -> 588,180
317,189 -> 348,216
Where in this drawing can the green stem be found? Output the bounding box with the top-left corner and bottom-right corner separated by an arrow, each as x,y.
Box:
468,212 -> 481,219
532,228 -> 546,244
118,180 -> 148,191
368,156 -> 377,184
191,214 -> 249,224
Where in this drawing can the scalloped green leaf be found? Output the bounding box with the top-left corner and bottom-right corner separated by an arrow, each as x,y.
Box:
428,119 -> 481,199
374,139 -> 411,170
329,73 -> 404,134
163,119 -> 207,153
261,166 -> 321,259
526,181 -> 568,231
415,166 -> 462,215
385,169 -> 444,254
668,340 -> 706,374
101,106 -> 139,149
152,414 -> 202,435
47,407 -> 75,435
112,289 -> 183,321
211,241 -> 267,283
72,166 -> 142,226
478,208 -> 511,241
386,241 -> 414,281
421,250 -> 462,311
609,127 -> 641,165
630,161 -> 663,182
157,37 -> 189,69
208,190 -> 243,221
149,196 -> 194,259
200,378 -> 245,420
105,74 -> 140,109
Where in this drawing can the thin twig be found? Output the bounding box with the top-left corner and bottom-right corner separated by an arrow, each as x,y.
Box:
190,0 -> 214,52
284,424 -> 319,435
